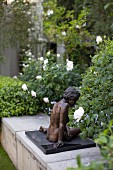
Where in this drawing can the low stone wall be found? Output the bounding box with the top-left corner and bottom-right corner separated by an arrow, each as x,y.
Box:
1,114 -> 102,170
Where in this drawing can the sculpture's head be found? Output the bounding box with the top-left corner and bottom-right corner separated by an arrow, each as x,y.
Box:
63,87 -> 80,107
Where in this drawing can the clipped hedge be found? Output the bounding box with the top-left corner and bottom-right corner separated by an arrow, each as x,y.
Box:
0,76 -> 18,89
0,76 -> 39,117
74,40 -> 113,139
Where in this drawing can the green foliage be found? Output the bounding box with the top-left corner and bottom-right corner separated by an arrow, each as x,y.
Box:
0,76 -> 39,117
71,40 -> 113,139
67,121 -> 113,170
0,76 -> 17,89
95,120 -> 113,169
84,0 -> 113,37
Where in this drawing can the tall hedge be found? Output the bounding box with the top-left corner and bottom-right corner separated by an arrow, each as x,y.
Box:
76,40 -> 113,138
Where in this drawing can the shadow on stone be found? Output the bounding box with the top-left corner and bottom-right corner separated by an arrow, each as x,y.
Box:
25,130 -> 96,154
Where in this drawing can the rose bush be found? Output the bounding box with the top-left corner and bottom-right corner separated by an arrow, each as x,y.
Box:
19,51 -> 82,114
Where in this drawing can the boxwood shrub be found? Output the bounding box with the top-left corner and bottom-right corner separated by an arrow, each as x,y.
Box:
0,76 -> 39,117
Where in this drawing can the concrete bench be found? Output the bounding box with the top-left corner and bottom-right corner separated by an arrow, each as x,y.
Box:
1,113 -> 102,170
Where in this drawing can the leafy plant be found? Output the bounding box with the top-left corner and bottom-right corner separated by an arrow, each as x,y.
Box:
67,120 -> 113,170
95,120 -> 113,169
70,39 -> 113,139
0,76 -> 39,117
19,52 -> 82,113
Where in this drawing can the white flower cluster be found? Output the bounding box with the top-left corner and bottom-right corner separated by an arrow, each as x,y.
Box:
25,50 -> 34,58
22,84 -> 36,97
27,27 -> 35,33
38,57 -> 49,71
74,107 -> 84,122
66,59 -> 73,71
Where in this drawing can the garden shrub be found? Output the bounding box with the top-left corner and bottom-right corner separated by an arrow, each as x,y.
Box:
0,76 -> 18,89
19,52 -> 82,113
0,76 -> 39,117
71,40 -> 113,139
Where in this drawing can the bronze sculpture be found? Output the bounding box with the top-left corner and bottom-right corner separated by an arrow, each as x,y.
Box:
39,87 -> 81,148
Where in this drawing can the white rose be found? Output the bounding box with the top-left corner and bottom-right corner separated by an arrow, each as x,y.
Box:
76,25 -> 81,29
43,97 -> 49,103
46,51 -> 50,56
22,84 -> 28,91
27,51 -> 32,56
31,90 -> 36,97
7,0 -> 14,4
66,59 -> 73,71
31,27 -> 35,31
36,75 -> 42,79
27,11 -> 31,15
62,31 -> 66,36
44,59 -> 48,65
23,63 -> 26,67
57,54 -> 60,58
96,36 -> 102,44
82,22 -> 86,27
13,76 -> 17,79
27,28 -> 31,32
43,65 -> 46,71
74,107 -> 84,122
27,44 -> 30,47
39,57 -> 44,61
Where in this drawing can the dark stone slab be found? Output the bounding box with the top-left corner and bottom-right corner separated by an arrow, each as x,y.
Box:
25,130 -> 96,155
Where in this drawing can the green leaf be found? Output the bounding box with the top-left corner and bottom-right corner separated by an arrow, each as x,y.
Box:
95,136 -> 107,144
76,155 -> 82,168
